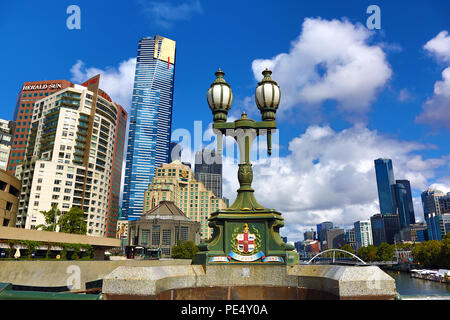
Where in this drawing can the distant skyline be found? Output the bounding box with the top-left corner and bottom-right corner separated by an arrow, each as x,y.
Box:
1,1 -> 449,242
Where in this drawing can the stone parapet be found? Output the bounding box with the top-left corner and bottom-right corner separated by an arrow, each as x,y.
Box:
102,264 -> 396,300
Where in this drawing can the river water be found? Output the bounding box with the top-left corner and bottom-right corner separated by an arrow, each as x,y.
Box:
385,270 -> 450,299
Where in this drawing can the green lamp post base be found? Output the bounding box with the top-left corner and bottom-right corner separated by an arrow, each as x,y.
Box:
194,208 -> 299,265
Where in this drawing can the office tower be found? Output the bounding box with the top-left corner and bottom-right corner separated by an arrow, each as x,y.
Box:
9,80 -> 73,174
123,35 -> 176,220
304,229 -> 316,241
374,158 -> 396,215
345,229 -> 357,251
105,105 -> 127,238
421,188 -> 450,240
316,221 -> 333,249
392,183 -> 410,229
396,180 -> 415,224
15,75 -> 127,237
194,149 -> 222,198
143,161 -> 227,240
354,220 -> 373,250
370,213 -> 400,245
0,120 -> 15,171
325,228 -> 345,249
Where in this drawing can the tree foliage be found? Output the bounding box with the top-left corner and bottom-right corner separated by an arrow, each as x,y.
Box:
411,233 -> 449,268
57,206 -> 87,235
171,240 -> 199,260
376,242 -> 394,262
36,206 -> 61,231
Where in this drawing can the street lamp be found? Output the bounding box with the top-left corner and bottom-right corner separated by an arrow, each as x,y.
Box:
194,68 -> 298,265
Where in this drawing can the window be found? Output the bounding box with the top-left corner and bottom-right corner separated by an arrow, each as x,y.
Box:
162,229 -> 171,245
141,230 -> 150,245
152,225 -> 160,246
181,227 -> 189,242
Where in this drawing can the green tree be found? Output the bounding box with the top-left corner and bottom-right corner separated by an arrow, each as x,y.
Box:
171,240 -> 199,260
36,206 -> 61,231
376,242 -> 394,261
357,245 -> 378,262
340,244 -> 354,255
57,206 -> 87,235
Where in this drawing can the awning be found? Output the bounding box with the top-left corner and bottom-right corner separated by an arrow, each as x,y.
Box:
0,243 -> 10,249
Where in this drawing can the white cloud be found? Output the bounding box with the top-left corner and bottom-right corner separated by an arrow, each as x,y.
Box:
424,30 -> 450,63
221,125 -> 449,242
138,0 -> 202,28
251,18 -> 392,122
417,31 -> 450,130
416,66 -> 450,130
70,58 -> 136,112
398,88 -> 412,102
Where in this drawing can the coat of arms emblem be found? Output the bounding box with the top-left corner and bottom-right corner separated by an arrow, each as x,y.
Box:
236,223 -> 256,253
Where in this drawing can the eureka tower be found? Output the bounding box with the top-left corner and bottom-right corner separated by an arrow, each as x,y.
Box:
122,36 -> 176,220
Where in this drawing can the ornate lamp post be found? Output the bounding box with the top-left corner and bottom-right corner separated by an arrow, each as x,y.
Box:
194,69 -> 299,265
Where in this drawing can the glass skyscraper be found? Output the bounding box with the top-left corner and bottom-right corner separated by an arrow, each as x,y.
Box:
374,158 -> 396,215
122,36 -> 176,220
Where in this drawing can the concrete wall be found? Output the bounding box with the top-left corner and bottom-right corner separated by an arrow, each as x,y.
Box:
0,226 -> 120,247
0,259 -> 192,291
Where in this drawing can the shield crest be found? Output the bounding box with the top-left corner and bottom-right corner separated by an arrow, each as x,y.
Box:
236,224 -> 256,253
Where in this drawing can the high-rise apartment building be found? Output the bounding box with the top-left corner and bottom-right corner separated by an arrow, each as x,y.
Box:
123,35 -> 176,220
9,80 -> 73,174
194,149 -> 222,198
354,220 -> 373,250
374,158 -> 396,215
15,75 -> 127,237
0,120 -> 15,171
325,228 -> 345,249
143,161 -> 227,240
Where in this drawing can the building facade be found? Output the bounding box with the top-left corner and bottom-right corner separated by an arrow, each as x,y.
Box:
15,75 -> 127,237
128,201 -> 200,257
421,188 -> 450,240
123,36 -> 176,221
325,228 -> 345,249
0,169 -> 21,227
395,180 -> 415,225
143,161 -> 227,240
370,213 -> 400,245
374,158 -> 397,215
354,220 -> 373,250
316,221 -> 333,248
8,80 -> 73,174
345,229 -> 357,251
194,149 -> 222,198
0,120 -> 15,171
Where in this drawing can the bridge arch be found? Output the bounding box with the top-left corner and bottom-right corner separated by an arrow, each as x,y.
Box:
306,249 -> 367,265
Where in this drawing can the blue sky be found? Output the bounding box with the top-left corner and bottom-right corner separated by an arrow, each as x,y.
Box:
1,1 -> 450,241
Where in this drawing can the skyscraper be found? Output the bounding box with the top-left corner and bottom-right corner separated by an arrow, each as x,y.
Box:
9,80 -> 73,174
194,149 -> 222,198
374,158 -> 396,215
15,75 -> 127,237
354,220 -> 373,250
392,183 -> 410,229
395,180 -> 415,225
123,36 -> 176,220
421,188 -> 450,240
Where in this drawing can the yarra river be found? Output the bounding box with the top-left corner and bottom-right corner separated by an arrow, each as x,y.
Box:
385,270 -> 450,299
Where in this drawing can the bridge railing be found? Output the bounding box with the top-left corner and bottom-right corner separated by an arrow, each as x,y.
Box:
306,249 -> 367,265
